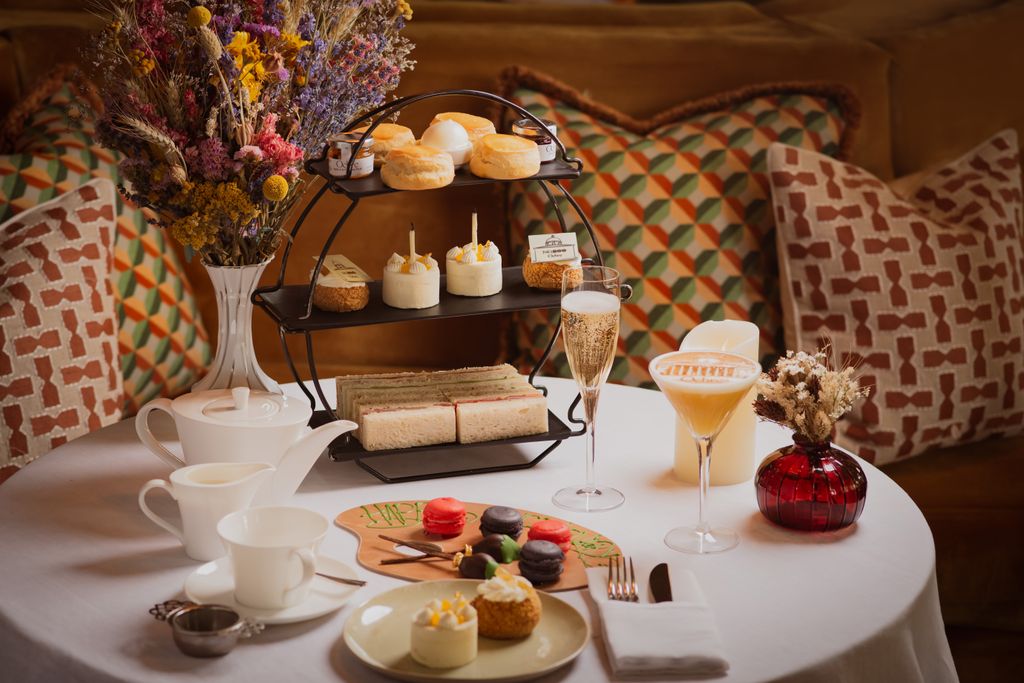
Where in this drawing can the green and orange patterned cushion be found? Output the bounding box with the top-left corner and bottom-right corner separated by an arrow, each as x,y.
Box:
501,67 -> 859,387
0,68 -> 210,415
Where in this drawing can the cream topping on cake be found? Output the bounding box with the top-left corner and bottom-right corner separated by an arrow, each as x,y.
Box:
476,567 -> 534,602
386,252 -> 438,274
449,241 -> 500,264
413,594 -> 477,628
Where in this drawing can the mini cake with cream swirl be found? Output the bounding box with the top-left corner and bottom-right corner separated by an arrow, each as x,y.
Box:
383,226 -> 440,309
471,568 -> 542,639
446,212 -> 502,297
410,593 -> 478,669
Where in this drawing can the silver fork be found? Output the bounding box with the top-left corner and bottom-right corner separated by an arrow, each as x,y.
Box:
606,555 -> 639,602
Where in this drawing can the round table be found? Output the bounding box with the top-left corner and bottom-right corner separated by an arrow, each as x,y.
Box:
0,379 -> 956,682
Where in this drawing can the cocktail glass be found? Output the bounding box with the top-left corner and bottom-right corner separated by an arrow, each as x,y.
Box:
649,350 -> 761,553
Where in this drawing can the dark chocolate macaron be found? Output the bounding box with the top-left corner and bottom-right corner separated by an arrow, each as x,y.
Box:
518,539 -> 565,585
479,506 -> 524,539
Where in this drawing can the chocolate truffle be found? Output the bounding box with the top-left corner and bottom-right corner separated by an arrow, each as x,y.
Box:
458,552 -> 499,580
472,534 -> 521,564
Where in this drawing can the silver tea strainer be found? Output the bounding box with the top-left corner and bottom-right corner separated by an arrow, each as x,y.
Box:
150,600 -> 264,657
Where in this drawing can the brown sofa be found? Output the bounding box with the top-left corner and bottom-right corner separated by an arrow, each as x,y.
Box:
3,1 -> 1024,678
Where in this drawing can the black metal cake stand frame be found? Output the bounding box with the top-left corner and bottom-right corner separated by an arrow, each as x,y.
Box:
252,89 -> 619,483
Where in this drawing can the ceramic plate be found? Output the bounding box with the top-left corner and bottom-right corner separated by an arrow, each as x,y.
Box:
343,579 -> 590,682
184,555 -> 361,625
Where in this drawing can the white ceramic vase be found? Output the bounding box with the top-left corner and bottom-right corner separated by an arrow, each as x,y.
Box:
191,259 -> 281,394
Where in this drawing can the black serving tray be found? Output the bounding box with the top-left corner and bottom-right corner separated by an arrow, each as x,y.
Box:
308,158 -> 581,199
253,266 -> 558,333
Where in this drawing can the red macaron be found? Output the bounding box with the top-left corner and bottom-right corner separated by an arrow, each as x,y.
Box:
528,519 -> 572,552
422,497 -> 466,536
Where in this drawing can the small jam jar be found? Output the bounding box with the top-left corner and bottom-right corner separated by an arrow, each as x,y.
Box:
327,132 -> 374,178
512,118 -> 559,163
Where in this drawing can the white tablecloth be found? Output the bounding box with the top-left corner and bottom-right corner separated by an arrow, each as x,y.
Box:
0,379 -> 957,683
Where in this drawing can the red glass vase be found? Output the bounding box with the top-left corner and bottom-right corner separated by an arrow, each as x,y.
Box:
754,438 -> 867,532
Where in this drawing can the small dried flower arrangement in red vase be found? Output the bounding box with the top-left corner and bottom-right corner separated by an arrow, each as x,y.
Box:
753,350 -> 871,532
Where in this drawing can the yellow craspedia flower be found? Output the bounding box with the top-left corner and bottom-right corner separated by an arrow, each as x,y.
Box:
187,6 -> 212,28
262,175 -> 289,202
397,0 -> 413,21
129,48 -> 156,76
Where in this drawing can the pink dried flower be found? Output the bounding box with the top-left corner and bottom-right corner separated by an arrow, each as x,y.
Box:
185,137 -> 233,181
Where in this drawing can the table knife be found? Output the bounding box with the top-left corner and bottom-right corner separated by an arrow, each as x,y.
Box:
649,562 -> 673,602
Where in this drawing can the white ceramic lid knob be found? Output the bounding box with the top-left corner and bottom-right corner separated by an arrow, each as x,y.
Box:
232,387 -> 250,412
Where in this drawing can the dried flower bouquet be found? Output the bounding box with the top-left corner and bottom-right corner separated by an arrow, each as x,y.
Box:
86,0 -> 414,265
754,349 -> 870,443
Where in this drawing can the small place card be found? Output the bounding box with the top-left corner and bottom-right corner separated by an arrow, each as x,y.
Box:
529,233 -> 579,263
314,254 -> 372,283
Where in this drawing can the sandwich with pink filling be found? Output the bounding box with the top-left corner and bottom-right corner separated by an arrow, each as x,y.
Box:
335,364 -> 548,451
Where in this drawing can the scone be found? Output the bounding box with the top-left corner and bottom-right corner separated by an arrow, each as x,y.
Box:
430,112 -> 496,143
356,122 -> 414,166
421,120 -> 473,167
523,253 -> 583,291
470,134 -> 540,180
381,145 -> 455,190
471,568 -> 542,639
310,268 -> 369,312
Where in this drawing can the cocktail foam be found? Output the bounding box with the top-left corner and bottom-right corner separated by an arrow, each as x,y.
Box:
653,351 -> 760,386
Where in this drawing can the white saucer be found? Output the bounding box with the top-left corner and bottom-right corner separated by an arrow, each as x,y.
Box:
184,555 -> 361,625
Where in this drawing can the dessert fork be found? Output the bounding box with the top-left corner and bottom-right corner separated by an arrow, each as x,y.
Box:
606,555 -> 639,602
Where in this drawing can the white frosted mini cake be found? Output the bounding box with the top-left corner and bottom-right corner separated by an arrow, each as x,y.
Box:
410,594 -> 478,669
446,241 -> 502,297
382,252 -> 440,309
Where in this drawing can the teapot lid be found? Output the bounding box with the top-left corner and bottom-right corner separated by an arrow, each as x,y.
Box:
176,387 -> 310,427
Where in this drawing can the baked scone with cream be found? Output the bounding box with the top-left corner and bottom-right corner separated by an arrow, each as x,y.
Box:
381,144 -> 454,191
382,252 -> 440,309
522,253 -> 583,291
355,122 -> 414,166
470,134 -> 541,180
410,593 -> 478,669
430,112 -> 496,143
446,213 -> 501,297
310,268 -> 369,312
421,120 -> 473,167
471,568 -> 542,639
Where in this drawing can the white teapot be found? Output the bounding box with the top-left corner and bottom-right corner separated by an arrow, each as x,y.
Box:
135,387 -> 356,505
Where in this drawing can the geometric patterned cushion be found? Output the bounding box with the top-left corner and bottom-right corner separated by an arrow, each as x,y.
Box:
503,68 -> 859,387
768,130 -> 1024,466
0,70 -> 210,414
0,179 -> 123,467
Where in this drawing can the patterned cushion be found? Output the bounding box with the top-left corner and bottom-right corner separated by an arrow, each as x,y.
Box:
768,130 -> 1024,465
503,68 -> 859,387
0,70 -> 210,414
0,179 -> 123,467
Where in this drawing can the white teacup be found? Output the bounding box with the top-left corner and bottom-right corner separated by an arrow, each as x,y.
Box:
217,506 -> 328,610
138,462 -> 275,561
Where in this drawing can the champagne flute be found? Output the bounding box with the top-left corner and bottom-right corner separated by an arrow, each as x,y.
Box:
553,265 -> 625,512
648,350 -> 761,553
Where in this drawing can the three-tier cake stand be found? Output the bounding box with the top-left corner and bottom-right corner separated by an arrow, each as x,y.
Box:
252,90 -> 620,483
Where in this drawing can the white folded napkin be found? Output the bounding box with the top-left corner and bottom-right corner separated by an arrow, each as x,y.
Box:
586,565 -> 729,679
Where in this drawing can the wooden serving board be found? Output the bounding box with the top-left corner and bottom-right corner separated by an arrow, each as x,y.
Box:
336,500 -> 622,592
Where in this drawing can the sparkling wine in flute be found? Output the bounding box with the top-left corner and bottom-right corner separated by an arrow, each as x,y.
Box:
553,266 -> 626,512
561,290 -> 620,394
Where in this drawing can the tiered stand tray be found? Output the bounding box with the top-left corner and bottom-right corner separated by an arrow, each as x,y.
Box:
252,90 -> 620,483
